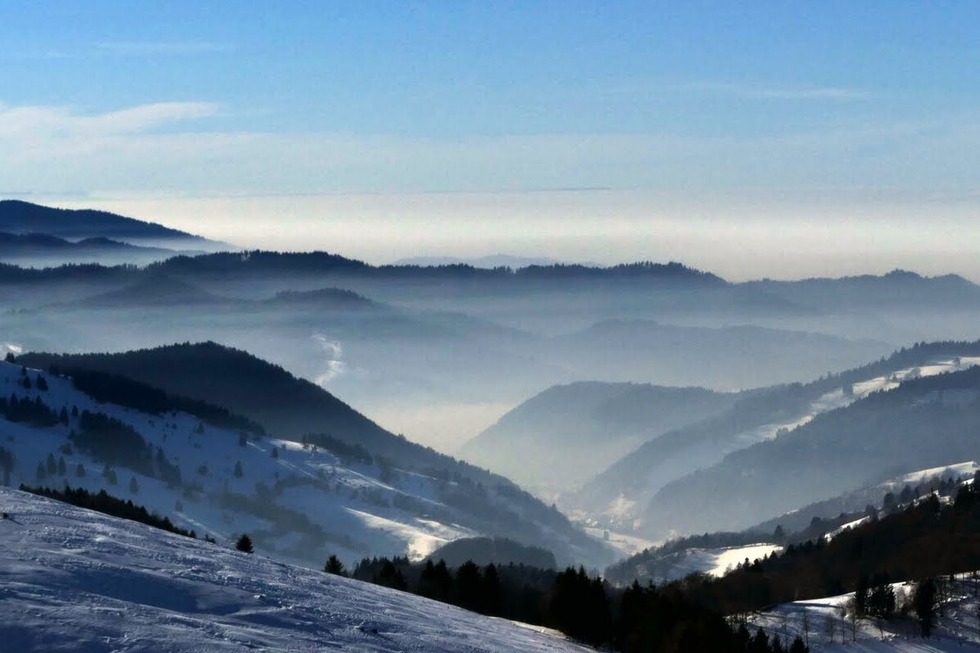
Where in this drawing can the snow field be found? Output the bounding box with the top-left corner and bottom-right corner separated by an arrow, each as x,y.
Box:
0,486 -> 596,652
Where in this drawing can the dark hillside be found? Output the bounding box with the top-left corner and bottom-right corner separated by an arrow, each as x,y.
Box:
0,200 -> 209,243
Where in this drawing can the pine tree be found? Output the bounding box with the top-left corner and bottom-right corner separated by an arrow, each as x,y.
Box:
374,559 -> 407,590
324,554 -> 346,576
235,533 -> 254,553
483,563 -> 503,616
454,561 -> 483,612
914,578 -> 937,637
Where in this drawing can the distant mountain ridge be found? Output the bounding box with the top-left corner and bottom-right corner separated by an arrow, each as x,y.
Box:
0,200 -> 224,249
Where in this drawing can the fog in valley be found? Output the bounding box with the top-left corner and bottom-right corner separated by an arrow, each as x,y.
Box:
7,4 -> 980,650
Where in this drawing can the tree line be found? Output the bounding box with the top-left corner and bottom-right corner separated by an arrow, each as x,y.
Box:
20,484 -> 196,538
325,554 -> 807,652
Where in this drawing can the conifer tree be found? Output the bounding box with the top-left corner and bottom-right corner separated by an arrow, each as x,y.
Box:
324,554 -> 346,576
914,578 -> 937,637
235,533 -> 254,553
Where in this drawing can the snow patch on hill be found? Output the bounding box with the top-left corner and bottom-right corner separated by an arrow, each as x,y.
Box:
740,357 -> 980,447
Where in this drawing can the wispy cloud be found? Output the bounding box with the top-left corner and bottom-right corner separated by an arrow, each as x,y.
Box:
94,41 -> 233,56
1,100 -> 977,202
683,81 -> 872,101
0,101 -> 219,138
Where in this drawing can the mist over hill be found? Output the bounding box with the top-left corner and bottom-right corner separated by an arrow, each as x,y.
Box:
461,382 -> 738,495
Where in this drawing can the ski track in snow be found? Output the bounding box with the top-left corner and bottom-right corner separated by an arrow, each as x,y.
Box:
0,486 -> 595,653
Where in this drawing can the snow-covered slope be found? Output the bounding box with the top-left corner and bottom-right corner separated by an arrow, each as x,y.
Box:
750,576 -> 980,651
0,486 -> 594,653
0,360 -> 587,569
657,543 -> 783,582
754,461 -> 980,538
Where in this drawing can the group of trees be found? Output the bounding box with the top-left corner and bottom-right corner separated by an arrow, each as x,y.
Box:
670,480 -> 980,639
0,394 -> 59,427
33,364 -> 265,436
34,452 -> 68,482
20,484 -> 196,538
327,554 -> 805,652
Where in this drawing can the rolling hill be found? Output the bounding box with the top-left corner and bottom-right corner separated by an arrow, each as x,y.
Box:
10,344 -> 613,568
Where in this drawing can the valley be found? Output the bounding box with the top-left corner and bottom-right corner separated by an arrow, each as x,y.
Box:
3,200 -> 980,652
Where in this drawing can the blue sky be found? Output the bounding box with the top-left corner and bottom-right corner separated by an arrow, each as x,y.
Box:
1,2 -> 978,278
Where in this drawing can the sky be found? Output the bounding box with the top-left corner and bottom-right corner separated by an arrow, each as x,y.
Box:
1,1 -> 978,280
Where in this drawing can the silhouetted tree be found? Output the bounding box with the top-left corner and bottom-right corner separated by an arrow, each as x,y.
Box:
324,554 -> 346,576
914,578 -> 937,637
455,561 -> 483,612
418,559 -> 453,602
374,559 -> 407,590
235,533 -> 254,554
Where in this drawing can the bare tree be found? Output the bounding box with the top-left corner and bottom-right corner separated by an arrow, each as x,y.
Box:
837,602 -> 853,643
823,612 -> 837,645
801,608 -> 811,649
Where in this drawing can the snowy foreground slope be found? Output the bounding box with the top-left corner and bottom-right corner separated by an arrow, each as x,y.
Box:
0,487 -> 594,653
